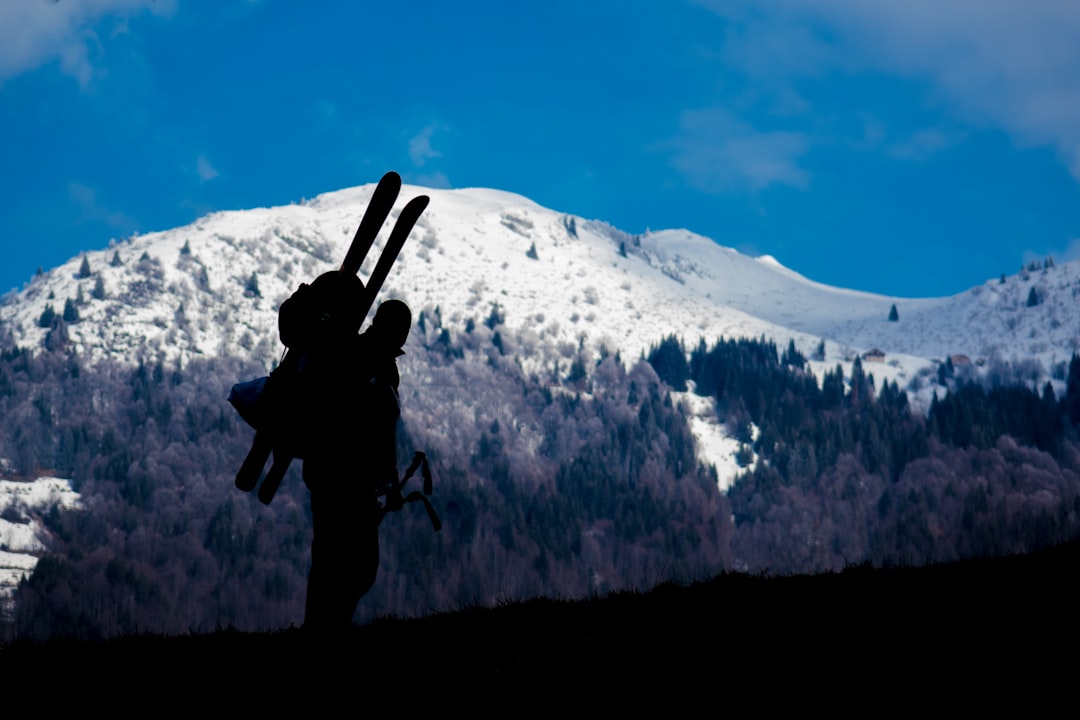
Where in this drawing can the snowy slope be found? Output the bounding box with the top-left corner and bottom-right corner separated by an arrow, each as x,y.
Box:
1,180 -> 1077,479
0,185 -> 829,373
0,183 -> 951,372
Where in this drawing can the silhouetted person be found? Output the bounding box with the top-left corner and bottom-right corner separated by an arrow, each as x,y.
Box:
279,272 -> 412,631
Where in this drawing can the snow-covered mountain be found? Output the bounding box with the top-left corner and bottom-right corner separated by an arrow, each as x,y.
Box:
1,181 -> 1076,404
3,182 -> 1079,625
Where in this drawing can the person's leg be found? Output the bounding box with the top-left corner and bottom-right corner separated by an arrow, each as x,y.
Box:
303,459 -> 379,629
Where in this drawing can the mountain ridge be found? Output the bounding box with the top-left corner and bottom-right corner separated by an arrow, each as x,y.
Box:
1,180 -> 1076,405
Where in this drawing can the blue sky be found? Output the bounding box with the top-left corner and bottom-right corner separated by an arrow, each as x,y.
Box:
2,0 -> 1079,299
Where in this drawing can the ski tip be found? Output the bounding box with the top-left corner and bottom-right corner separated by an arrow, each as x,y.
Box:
380,170 -> 402,186
405,194 -> 430,212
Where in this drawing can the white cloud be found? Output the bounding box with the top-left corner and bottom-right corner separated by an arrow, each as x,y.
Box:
668,108 -> 810,193
196,155 -> 219,182
0,0 -> 174,88
697,0 -> 1080,179
408,124 -> 445,168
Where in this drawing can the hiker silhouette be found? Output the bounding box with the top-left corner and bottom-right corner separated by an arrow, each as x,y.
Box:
229,172 -> 438,629
286,282 -> 412,630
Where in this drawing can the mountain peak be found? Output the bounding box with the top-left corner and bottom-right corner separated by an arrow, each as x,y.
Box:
1,183 -> 1076,407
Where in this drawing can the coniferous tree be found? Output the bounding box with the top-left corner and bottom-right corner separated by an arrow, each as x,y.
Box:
38,303 -> 56,328
44,316 -> 68,351
78,256 -> 91,279
1066,354 -> 1080,425
244,272 -> 261,298
566,354 -> 588,384
110,251 -> 123,267
485,304 -> 504,330
848,356 -> 871,406
938,356 -> 955,385
647,335 -> 689,391
62,298 -> 80,323
781,339 -> 805,368
195,265 -> 210,292
1026,287 -> 1039,307
92,275 -> 106,300
888,304 -> 899,322
821,364 -> 844,407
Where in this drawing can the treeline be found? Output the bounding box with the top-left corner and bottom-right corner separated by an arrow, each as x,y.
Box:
2,312 -> 729,640
9,315 -> 1080,641
647,335 -> 1080,573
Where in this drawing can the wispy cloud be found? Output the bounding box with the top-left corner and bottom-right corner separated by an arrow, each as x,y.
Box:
697,0 -> 1080,179
0,0 -> 174,88
68,182 -> 136,231
196,155 -> 219,182
1048,237 -> 1080,264
885,128 -> 962,162
667,108 -> 810,193
406,172 -> 452,190
408,124 -> 446,168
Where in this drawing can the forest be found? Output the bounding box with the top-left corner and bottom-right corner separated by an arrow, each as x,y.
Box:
3,311 -> 1080,640
658,334 -> 1080,572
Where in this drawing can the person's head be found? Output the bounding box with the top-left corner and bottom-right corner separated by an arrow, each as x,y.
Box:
308,270 -> 367,329
370,299 -> 412,350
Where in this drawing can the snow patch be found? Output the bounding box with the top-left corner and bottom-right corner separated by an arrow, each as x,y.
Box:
0,477 -> 81,620
673,391 -> 757,492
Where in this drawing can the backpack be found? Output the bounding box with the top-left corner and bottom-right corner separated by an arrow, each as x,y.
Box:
229,272 -> 366,459
278,271 -> 366,349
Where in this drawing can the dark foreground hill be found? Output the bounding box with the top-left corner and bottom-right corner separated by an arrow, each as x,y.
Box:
3,540 -> 1078,712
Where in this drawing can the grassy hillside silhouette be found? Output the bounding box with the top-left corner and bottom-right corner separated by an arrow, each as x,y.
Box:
3,538 -> 1076,711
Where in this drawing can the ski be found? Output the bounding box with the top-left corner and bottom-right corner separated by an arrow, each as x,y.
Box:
235,432 -> 273,493
256,447 -> 292,505
351,194 -> 430,332
255,192 -> 430,505
340,171 -> 402,275
235,171 -> 404,494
